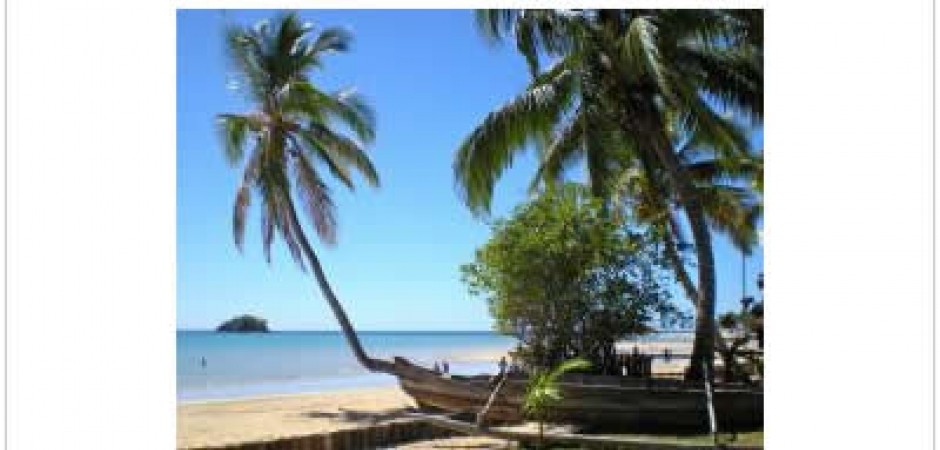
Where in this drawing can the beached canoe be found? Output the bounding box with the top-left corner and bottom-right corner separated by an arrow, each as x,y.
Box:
390,357 -> 762,433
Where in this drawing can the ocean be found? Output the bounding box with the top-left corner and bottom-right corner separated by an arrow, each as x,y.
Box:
176,330 -> 517,402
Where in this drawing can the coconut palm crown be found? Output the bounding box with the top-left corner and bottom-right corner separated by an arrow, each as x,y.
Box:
217,12 -> 392,373
455,9 -> 762,380
219,12 -> 379,263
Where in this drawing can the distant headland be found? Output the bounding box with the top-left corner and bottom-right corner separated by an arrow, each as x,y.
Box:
216,315 -> 270,333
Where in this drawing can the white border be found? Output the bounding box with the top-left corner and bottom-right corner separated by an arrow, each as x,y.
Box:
5,2 -> 935,449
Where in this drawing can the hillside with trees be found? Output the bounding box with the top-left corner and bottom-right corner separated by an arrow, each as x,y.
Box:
216,315 -> 270,333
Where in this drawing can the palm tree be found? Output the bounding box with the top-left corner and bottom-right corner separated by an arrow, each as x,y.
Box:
590,125 -> 763,382
456,9 -> 762,380
612,147 -> 762,304
523,358 -> 591,448
217,12 -> 394,373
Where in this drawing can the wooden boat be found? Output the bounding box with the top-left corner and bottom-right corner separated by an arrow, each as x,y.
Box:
390,357 -> 762,433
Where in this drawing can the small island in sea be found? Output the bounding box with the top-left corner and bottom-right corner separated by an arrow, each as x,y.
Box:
216,315 -> 270,333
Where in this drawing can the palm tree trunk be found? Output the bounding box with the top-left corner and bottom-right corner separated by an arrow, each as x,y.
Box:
662,217 -> 697,302
664,218 -> 743,382
651,141 -> 716,381
284,198 -> 396,374
627,107 -> 716,382
616,102 -> 716,380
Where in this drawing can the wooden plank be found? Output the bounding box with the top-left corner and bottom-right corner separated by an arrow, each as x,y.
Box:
476,373 -> 508,426
399,411 -> 760,450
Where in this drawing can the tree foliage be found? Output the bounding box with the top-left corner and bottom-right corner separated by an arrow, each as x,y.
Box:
217,13 -> 396,374
217,314 -> 270,333
524,357 -> 592,446
219,12 -> 379,267
461,185 -> 685,374
456,9 -> 763,380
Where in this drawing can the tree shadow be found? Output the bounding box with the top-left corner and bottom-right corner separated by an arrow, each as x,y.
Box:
299,407 -> 413,424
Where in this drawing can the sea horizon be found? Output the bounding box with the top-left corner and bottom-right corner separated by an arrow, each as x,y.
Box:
176,329 -> 518,402
177,328 -> 504,333
176,329 -> 694,402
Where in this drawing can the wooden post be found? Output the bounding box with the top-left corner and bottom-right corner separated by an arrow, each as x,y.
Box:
476,372 -> 508,427
702,361 -> 719,447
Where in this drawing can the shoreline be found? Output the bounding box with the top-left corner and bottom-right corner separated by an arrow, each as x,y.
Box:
177,346 -> 513,403
177,384 -> 390,406
178,340 -> 690,403
178,341 -> 694,448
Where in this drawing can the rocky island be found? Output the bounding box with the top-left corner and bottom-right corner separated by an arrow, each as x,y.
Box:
216,315 -> 270,333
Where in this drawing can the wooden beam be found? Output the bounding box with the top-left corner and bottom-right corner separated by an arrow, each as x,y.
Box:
399,411 -> 761,450
476,373 -> 508,426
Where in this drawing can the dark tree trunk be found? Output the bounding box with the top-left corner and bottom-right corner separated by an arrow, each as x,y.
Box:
663,215 -> 698,302
608,86 -> 717,381
284,199 -> 396,374
622,105 -> 716,382
664,160 -> 716,380
663,215 -> 743,382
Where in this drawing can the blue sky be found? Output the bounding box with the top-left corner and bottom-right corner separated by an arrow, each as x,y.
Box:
176,9 -> 763,331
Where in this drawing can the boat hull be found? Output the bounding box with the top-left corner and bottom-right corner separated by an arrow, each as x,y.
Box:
392,358 -> 762,433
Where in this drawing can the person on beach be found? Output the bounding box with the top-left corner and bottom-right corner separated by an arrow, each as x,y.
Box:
433,362 -> 441,374
442,361 -> 450,374
498,356 -> 507,375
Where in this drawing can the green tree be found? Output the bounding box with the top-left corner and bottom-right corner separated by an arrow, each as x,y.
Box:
216,314 -> 270,332
523,358 -> 592,448
461,185 -> 682,374
216,12 -> 394,373
455,10 -> 762,380
715,296 -> 763,381
609,132 -> 762,381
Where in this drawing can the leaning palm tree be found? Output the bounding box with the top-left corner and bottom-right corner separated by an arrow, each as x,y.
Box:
217,12 -> 394,373
612,144 -> 762,382
612,147 -> 763,301
456,9 -> 762,380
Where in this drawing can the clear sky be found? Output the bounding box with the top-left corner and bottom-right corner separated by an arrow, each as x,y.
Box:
176,9 -> 764,331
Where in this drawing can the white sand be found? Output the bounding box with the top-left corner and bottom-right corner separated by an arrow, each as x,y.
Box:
177,341 -> 696,448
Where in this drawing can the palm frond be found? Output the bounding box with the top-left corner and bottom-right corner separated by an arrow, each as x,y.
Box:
233,183 -> 251,251
302,123 -> 380,189
698,184 -> 759,253
273,11 -> 307,58
669,78 -> 751,160
310,27 -> 352,55
545,357 -> 591,384
259,185 -> 278,264
531,110 -> 585,192
273,187 -> 308,270
475,9 -> 519,45
217,113 -> 266,165
294,151 -> 338,245
676,44 -> 762,123
620,15 -> 671,98
217,114 -> 251,165
455,69 -> 577,215
283,83 -> 376,144
233,145 -> 262,252
476,10 -> 574,75
224,26 -> 269,100
294,132 -> 353,190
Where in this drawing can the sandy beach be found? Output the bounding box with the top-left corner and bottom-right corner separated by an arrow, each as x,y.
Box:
178,341 -> 693,449
178,387 -> 415,448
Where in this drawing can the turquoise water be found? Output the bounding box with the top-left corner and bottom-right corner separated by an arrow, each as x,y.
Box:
177,330 -> 516,402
